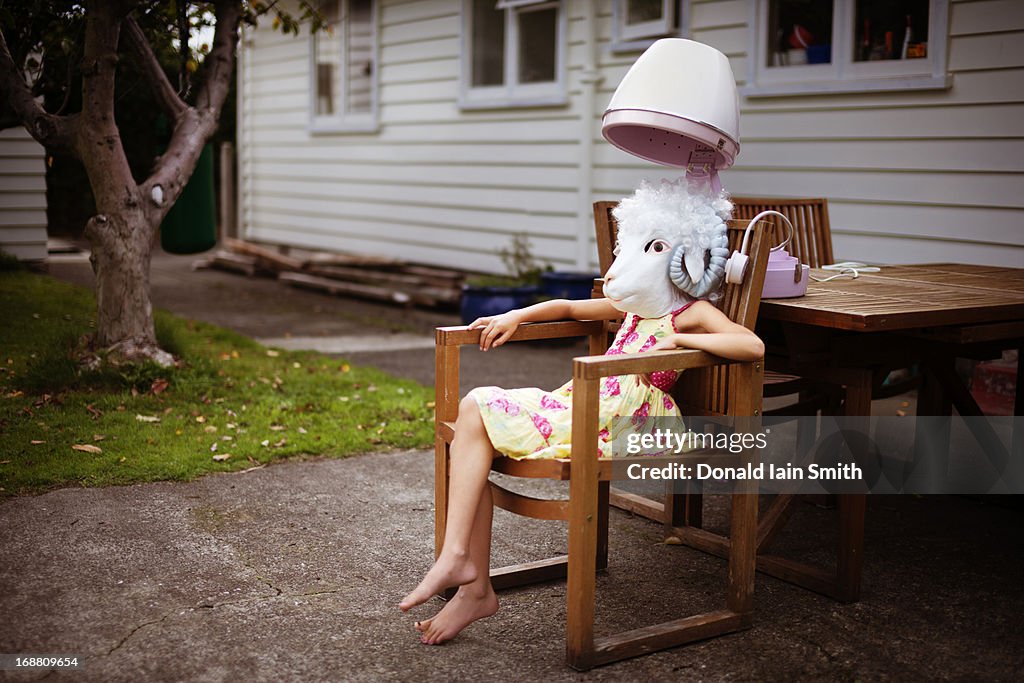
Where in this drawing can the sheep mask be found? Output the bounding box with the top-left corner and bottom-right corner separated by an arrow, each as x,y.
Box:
603,179 -> 733,319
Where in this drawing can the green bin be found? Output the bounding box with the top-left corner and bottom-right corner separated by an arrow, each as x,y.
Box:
160,143 -> 217,254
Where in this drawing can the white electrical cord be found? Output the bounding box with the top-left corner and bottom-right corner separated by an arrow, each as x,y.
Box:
811,261 -> 882,282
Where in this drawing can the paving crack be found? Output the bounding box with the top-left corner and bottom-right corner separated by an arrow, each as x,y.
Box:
101,610 -> 177,658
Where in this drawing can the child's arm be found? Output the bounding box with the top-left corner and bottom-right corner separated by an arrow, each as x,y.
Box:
653,300 -> 764,361
468,298 -> 620,351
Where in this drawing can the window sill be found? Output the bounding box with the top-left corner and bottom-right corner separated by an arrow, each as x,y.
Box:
741,73 -> 951,98
308,119 -> 380,135
458,93 -> 569,111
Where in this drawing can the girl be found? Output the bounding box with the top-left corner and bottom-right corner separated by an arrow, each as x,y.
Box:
400,182 -> 764,645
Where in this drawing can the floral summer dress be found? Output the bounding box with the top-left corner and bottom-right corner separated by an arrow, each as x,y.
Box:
467,303 -> 693,460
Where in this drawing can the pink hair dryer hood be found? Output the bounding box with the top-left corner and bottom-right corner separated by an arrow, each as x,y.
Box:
602,39 -> 740,176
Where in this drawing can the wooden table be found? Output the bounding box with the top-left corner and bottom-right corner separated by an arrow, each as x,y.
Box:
753,263 -> 1024,601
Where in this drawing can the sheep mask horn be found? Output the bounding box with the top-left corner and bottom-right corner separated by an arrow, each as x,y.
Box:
602,179 -> 732,319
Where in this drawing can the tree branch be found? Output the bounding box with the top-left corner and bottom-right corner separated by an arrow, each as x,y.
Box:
121,14 -> 186,120
0,28 -> 77,153
142,1 -> 241,219
194,0 -> 242,115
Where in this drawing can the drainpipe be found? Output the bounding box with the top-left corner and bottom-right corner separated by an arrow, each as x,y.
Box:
576,0 -> 602,271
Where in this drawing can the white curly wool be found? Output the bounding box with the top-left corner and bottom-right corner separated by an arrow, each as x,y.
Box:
611,177 -> 732,254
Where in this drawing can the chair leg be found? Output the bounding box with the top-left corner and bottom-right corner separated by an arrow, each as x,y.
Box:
434,436 -> 450,559
727,491 -> 758,615
597,481 -> 610,571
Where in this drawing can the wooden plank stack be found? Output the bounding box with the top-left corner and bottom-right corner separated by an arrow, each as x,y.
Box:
191,238 -> 464,309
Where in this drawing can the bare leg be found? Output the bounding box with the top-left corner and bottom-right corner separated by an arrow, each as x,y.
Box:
415,484 -> 498,644
400,397 -> 495,611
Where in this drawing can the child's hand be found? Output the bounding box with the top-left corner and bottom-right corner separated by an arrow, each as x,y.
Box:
650,336 -> 682,352
468,312 -> 521,351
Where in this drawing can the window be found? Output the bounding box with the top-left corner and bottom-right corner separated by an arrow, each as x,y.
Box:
460,0 -> 567,108
310,0 -> 378,132
613,0 -> 678,45
744,0 -> 950,97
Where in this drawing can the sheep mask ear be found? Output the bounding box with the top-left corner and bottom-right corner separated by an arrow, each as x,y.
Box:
667,218 -> 730,299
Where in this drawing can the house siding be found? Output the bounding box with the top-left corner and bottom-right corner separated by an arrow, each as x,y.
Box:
239,0 -> 1024,273
0,127 -> 47,261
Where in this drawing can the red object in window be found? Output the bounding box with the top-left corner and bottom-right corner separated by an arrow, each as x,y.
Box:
788,24 -> 813,49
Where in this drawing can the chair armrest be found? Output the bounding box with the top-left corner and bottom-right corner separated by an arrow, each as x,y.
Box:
572,348 -> 759,380
436,320 -> 607,347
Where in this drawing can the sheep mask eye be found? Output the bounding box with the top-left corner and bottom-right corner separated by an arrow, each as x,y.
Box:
644,239 -> 670,254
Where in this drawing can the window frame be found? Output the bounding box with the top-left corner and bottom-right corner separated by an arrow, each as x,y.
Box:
459,0 -> 568,110
610,0 -> 688,53
308,0 -> 380,134
742,0 -> 951,98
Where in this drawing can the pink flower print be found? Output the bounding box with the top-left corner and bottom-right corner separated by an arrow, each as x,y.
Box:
663,395 -> 676,411
531,414 -> 553,440
639,335 -> 658,352
598,428 -> 610,442
622,331 -> 639,347
631,401 -> 651,427
539,395 -> 567,411
601,376 -> 621,397
487,392 -> 520,416
605,347 -> 623,356
643,369 -> 679,393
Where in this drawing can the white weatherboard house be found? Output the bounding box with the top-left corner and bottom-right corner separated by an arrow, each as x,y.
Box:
0,127 -> 47,261
237,0 -> 1024,274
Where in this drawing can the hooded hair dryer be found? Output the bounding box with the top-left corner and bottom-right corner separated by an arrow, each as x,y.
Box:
601,38 -> 741,193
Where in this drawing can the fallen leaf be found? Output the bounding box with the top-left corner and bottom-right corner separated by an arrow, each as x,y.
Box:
272,438 -> 287,448
93,434 -> 105,441
72,444 -> 103,454
151,378 -> 169,395
136,415 -> 160,423
896,410 -> 906,417
261,439 -> 270,447
663,536 -> 683,545
340,363 -> 350,373
292,362 -> 301,369
266,349 -> 280,357
30,440 -> 45,445
297,427 -> 308,434
204,425 -> 217,433
118,457 -> 126,463
86,404 -> 103,419
212,453 -> 231,462
195,416 -> 206,423
0,459 -> 10,464
210,443 -> 218,452
269,424 -> 286,431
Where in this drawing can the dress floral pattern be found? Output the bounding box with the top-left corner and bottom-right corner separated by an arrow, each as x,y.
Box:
467,304 -> 692,460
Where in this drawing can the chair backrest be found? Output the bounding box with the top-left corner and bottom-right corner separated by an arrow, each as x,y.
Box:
730,196 -> 833,267
592,200 -> 770,417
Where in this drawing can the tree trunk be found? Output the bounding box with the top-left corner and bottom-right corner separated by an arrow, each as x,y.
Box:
83,207 -> 173,367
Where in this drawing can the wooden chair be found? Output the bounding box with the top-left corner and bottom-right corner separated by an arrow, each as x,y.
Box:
730,196 -> 833,268
434,220 -> 771,669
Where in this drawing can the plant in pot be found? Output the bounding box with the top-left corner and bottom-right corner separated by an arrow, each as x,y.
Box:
461,233 -> 549,324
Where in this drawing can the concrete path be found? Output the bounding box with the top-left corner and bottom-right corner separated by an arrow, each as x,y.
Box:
1,249 -> 1020,681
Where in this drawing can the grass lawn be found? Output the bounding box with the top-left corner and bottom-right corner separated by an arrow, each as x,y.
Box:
0,266 -> 435,498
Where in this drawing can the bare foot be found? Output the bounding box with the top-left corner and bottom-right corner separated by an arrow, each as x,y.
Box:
399,552 -> 477,611
415,585 -> 498,645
